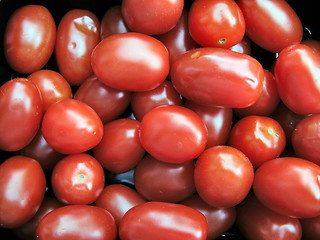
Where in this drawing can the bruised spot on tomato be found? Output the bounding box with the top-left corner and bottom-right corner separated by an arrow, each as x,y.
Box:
218,38 -> 227,45
191,51 -> 201,59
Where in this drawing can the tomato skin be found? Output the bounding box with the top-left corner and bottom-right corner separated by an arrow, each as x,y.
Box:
0,156 -> 46,229
36,205 -> 117,240
253,157 -> 320,218
55,9 -> 100,85
0,78 -> 43,151
91,32 -> 170,92
171,47 -> 264,108
302,39 -> 320,54
3,5 -> 56,74
237,0 -> 303,53
119,201 -> 208,240
229,35 -> 251,55
274,44 -> 320,115
300,215 -> 320,240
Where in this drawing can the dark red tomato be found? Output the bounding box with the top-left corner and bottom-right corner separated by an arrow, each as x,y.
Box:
0,156 -> 46,228
28,70 -> 72,111
253,157 -> 320,218
0,78 -> 43,151
41,99 -> 103,154
188,0 -> 245,48
134,155 -> 195,202
3,5 -> 56,74
74,75 -> 132,124
119,201 -> 208,240
121,0 -> 184,35
194,146 -> 254,208
139,105 -> 208,163
94,184 -> 146,226
131,80 -> 183,120
274,44 -> 320,115
36,205 -> 117,240
181,194 -> 236,240
292,113 -> 320,166
51,153 -> 104,205
302,39 -> 320,54
237,0 -> 303,53
227,115 -> 286,169
13,197 -> 64,240
236,193 -> 302,240
234,69 -> 280,118
300,215 -> 320,240
171,47 -> 264,108
229,34 -> 251,55
91,32 -> 170,92
55,9 -> 100,85
93,118 -> 145,174
184,100 -> 233,148
100,5 -> 130,39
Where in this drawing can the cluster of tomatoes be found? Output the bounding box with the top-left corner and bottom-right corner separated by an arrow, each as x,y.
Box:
0,0 -> 319,239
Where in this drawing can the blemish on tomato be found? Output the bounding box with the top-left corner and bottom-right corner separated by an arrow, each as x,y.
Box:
218,38 -> 227,45
191,51 -> 201,59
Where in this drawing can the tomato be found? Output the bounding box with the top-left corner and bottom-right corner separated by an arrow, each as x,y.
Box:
51,153 -> 105,205
0,156 -> 46,228
131,80 -> 183,120
3,5 -> 56,74
94,184 -> 146,226
74,75 -> 132,124
194,145 -> 254,208
274,44 -> 320,115
236,193 -> 302,240
41,99 -> 103,154
36,205 -> 117,240
134,155 -> 195,202
229,35 -> 251,55
300,215 -> 320,240
302,39 -> 320,54
93,118 -> 145,174
188,0 -> 245,48
91,32 -> 170,92
227,115 -> 286,169
27,70 -> 72,111
171,47 -> 264,108
119,201 -> 208,240
55,9 -> 100,85
121,0 -> 184,35
253,157 -> 320,218
139,105 -> 208,163
237,0 -> 303,53
0,78 -> 43,151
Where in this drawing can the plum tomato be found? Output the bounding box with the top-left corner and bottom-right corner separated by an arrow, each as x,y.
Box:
36,205 -> 117,240
0,156 -> 46,229
171,47 -> 264,108
229,34 -> 251,55
300,215 -> 320,240
3,5 -> 56,74
119,201 -> 208,240
51,153 -> 105,205
91,32 -> 170,92
139,105 -> 208,163
302,39 -> 320,54
253,157 -> 320,218
41,99 -> 103,154
194,145 -> 254,208
188,0 -> 245,48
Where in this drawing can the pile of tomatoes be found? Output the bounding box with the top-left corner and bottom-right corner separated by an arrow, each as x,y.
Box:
0,0 -> 319,239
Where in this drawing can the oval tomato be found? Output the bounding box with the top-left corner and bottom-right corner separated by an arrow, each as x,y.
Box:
300,215 -> 320,240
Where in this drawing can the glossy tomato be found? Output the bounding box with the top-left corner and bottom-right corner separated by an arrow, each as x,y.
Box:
171,47 -> 264,108
302,39 -> 320,54
229,34 -> 251,55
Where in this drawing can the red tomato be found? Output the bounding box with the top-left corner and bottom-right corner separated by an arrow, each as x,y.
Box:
119,201 -> 208,240
3,5 -> 56,74
237,0 -> 303,53
91,32 -> 170,91
302,39 -> 320,54
36,205 -> 117,240
188,0 -> 245,48
41,99 -> 103,154
51,153 -> 105,205
300,215 -> 320,240
121,0 -> 184,35
0,156 -> 46,228
139,105 -> 208,163
274,44 -> 320,115
229,35 -> 251,55
93,118 -> 145,174
253,157 -> 320,218
55,9 -> 100,85
194,146 -> 254,208
0,78 -> 43,151
171,47 -> 264,108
